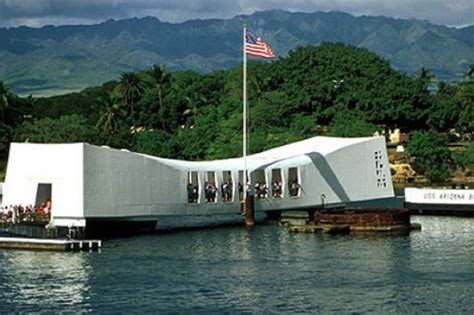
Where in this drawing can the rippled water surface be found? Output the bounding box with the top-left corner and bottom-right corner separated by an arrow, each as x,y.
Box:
0,215 -> 473,313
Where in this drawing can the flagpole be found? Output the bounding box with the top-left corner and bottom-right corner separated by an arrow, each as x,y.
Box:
243,23 -> 248,201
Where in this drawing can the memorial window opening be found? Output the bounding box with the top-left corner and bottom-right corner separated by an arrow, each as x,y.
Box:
222,171 -> 233,202
205,171 -> 218,203
271,169 -> 283,198
187,172 -> 199,203
288,167 -> 300,197
255,169 -> 268,199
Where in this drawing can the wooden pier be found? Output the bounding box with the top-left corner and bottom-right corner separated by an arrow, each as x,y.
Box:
0,237 -> 102,252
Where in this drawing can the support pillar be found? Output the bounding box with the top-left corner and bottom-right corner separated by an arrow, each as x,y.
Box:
244,195 -> 255,226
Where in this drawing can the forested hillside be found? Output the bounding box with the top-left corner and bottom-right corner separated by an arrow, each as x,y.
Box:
1,10 -> 474,96
1,43 -> 472,164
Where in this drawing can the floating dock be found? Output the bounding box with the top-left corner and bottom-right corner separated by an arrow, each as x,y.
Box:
0,237 -> 102,251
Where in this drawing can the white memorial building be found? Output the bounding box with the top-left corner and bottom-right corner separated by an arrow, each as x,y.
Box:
1,136 -> 394,231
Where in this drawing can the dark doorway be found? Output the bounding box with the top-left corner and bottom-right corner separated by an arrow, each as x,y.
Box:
35,183 -> 52,207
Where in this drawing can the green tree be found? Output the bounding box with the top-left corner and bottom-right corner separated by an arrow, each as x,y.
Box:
0,81 -> 34,159
0,124 -> 11,159
95,94 -> 124,135
327,111 -> 377,137
183,92 -> 208,128
204,111 -> 242,159
466,64 -> 474,79
0,82 -> 11,159
14,114 -> 96,144
120,72 -> 143,128
406,131 -> 452,183
4,42 -> 470,168
149,65 -> 172,130
427,82 -> 459,131
274,43 -> 430,131
134,130 -> 178,158
455,66 -> 474,134
0,81 -> 9,124
454,141 -> 474,170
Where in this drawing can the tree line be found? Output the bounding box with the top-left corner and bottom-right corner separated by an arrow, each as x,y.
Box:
0,43 -> 473,181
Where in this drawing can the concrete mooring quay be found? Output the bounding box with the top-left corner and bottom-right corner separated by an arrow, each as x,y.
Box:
0,237 -> 102,252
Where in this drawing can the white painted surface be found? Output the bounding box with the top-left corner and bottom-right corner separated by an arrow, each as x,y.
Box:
0,237 -> 100,245
405,188 -> 474,205
396,145 -> 405,153
3,136 -> 394,227
2,143 -> 85,226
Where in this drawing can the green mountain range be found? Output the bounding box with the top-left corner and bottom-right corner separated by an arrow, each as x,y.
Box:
1,10 -> 473,96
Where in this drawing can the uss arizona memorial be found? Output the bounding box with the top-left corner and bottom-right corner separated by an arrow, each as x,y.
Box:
1,136 -> 394,232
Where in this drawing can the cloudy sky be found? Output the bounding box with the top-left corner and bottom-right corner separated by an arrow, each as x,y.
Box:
0,0 -> 473,28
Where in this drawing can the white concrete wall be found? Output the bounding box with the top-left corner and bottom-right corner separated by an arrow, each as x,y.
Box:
83,145 -> 183,219
80,137 -> 394,218
2,136 -> 395,227
321,137 -> 394,202
252,137 -> 393,211
2,143 -> 85,226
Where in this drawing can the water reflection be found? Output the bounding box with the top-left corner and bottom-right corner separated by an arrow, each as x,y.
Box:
0,251 -> 92,312
0,216 -> 473,313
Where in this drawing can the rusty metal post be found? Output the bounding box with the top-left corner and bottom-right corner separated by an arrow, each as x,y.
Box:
244,195 -> 255,226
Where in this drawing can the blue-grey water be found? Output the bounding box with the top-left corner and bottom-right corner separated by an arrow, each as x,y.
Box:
0,215 -> 473,313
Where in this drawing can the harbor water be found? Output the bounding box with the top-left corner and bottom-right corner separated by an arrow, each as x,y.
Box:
0,215 -> 473,313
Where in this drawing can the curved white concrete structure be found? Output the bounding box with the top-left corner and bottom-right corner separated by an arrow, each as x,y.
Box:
2,136 -> 394,229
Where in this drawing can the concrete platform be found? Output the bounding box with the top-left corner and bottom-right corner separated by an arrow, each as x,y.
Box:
0,237 -> 102,251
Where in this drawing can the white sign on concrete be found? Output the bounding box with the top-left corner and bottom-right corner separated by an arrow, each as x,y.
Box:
405,188 -> 474,205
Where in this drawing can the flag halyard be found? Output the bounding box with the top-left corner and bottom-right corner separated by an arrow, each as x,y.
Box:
245,30 -> 274,58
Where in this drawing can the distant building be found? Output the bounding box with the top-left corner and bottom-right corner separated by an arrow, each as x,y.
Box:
389,128 -> 410,144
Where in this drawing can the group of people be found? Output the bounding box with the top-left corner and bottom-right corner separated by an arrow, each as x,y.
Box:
289,180 -> 301,197
187,179 -> 300,203
257,180 -> 300,198
272,181 -> 283,198
1,200 -> 52,224
187,183 -> 199,203
248,181 -> 284,199
204,182 -> 218,203
255,182 -> 268,199
221,181 -> 233,202
188,181 -> 235,203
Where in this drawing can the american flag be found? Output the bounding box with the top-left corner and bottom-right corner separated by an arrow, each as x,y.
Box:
245,30 -> 274,58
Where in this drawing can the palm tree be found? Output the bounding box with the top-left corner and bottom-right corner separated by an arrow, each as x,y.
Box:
0,81 -> 10,124
183,93 -> 206,128
149,65 -> 171,130
120,72 -> 143,128
458,66 -> 474,132
468,64 -> 474,77
466,64 -> 474,83
250,74 -> 265,100
95,94 -> 123,135
418,67 -> 433,85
